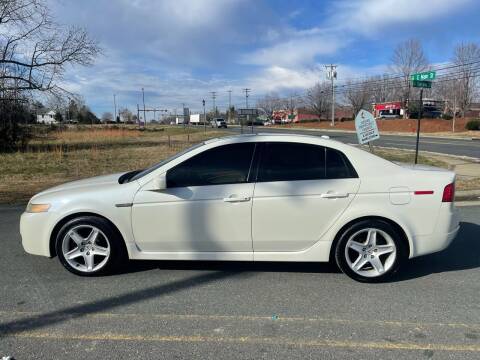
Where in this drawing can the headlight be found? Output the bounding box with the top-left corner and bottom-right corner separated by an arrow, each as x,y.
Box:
26,203 -> 51,213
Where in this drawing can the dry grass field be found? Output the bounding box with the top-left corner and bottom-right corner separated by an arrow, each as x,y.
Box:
0,125 -> 475,204
0,125 -> 228,203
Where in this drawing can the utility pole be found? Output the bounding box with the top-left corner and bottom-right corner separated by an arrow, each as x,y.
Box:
243,88 -> 250,108
210,92 -> 217,116
243,88 -> 251,133
137,104 -> 140,126
202,99 -> 206,133
452,80 -> 457,133
113,94 -> 117,122
325,64 -> 337,127
227,90 -> 232,123
142,88 -> 146,128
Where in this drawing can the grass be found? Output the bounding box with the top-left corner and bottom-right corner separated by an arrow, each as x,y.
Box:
0,126 -> 476,204
0,126 -> 228,204
365,147 -> 450,168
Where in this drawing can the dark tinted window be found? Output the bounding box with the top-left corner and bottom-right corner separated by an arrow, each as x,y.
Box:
167,143 -> 255,187
326,148 -> 357,179
257,142 -> 326,182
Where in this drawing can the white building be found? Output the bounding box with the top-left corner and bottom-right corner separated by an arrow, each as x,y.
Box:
36,110 -> 57,124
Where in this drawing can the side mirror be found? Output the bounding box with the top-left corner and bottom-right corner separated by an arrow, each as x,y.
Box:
152,173 -> 167,190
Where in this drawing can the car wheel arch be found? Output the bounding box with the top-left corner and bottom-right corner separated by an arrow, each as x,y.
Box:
49,212 -> 127,258
328,216 -> 411,263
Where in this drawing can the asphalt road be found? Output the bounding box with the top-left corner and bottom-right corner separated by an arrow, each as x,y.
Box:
231,126 -> 480,159
1,205 -> 480,359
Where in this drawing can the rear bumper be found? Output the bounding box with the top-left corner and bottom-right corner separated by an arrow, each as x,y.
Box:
411,204 -> 460,258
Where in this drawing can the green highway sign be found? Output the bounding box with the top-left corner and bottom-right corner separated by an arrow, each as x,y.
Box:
412,80 -> 432,88
410,71 -> 436,81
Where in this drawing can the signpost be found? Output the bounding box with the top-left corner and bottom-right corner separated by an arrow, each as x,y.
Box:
239,108 -> 258,134
355,109 -> 379,151
411,70 -> 436,164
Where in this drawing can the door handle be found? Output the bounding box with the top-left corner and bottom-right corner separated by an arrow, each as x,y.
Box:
223,195 -> 251,203
320,192 -> 349,199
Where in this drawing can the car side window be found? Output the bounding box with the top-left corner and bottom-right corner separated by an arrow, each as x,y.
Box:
166,143 -> 255,187
326,148 -> 358,179
257,142 -> 326,182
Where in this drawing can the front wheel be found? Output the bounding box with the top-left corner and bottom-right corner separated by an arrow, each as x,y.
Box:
335,220 -> 406,282
55,216 -> 126,276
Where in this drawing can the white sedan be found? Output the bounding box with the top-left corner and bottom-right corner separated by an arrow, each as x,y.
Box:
20,134 -> 460,282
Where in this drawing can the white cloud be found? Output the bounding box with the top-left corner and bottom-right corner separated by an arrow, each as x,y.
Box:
331,0 -> 473,35
247,66 -> 323,93
242,34 -> 345,67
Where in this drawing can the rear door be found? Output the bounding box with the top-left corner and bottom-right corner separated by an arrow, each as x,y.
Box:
252,142 -> 360,252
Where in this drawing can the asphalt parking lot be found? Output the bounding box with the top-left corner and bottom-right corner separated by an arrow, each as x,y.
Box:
1,205 -> 479,359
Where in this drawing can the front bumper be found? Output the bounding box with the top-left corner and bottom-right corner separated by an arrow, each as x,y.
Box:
20,211 -> 54,257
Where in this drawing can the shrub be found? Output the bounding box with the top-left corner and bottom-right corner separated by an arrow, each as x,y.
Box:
442,114 -> 453,120
465,119 -> 480,131
0,122 -> 32,152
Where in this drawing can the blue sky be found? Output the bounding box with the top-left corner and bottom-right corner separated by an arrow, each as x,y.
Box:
51,0 -> 480,117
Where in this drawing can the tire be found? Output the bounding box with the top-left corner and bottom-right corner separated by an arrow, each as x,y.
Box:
55,216 -> 127,276
334,220 -> 407,283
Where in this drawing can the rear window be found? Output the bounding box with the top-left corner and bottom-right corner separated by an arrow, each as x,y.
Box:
256,142 -> 357,182
326,148 -> 357,179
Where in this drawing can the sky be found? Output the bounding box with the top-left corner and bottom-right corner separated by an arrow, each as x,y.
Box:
50,0 -> 480,117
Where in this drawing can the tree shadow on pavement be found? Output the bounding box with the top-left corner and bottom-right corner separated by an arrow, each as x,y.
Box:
0,270 -> 242,337
392,221 -> 480,281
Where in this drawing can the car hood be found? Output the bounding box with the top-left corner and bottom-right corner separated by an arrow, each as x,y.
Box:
33,173 -> 124,199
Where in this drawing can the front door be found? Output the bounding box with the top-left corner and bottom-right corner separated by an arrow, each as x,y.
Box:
132,142 -> 257,253
252,142 -> 360,252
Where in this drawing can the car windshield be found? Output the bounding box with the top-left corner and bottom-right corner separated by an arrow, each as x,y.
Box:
128,142 -> 205,182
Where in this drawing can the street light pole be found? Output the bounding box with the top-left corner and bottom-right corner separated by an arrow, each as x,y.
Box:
325,64 -> 337,127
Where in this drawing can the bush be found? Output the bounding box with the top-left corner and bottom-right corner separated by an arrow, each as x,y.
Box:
0,122 -> 32,152
465,120 -> 480,131
442,114 -> 453,120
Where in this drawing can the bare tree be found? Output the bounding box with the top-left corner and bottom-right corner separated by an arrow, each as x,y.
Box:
256,92 -> 287,115
367,74 -> 402,104
452,42 -> 480,117
119,107 -> 133,122
101,111 -> 113,123
304,82 -> 330,120
0,0 -> 101,98
391,38 -> 428,117
344,79 -> 373,116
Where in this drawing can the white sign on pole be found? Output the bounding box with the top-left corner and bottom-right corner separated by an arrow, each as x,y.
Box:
355,109 -> 379,144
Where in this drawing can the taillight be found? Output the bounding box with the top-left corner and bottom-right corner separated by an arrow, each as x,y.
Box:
442,183 -> 455,202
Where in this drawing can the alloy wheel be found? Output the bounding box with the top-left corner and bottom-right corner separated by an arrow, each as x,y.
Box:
344,228 -> 397,278
61,224 -> 111,273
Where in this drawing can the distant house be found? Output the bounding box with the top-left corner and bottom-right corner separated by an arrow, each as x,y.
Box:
36,110 -> 57,124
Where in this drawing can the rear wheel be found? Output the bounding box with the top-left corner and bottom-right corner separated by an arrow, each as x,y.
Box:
335,220 -> 406,282
55,216 -> 126,276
